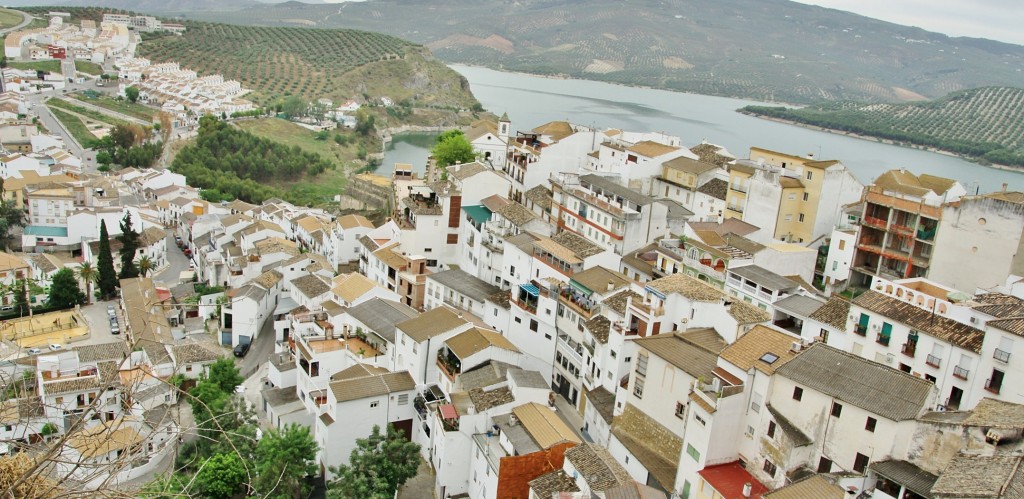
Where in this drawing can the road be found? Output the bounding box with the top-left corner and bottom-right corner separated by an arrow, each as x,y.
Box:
55,95 -> 151,126
152,230 -> 191,287
239,315 -> 276,379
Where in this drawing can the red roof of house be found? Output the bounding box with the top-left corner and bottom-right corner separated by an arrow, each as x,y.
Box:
698,462 -> 769,499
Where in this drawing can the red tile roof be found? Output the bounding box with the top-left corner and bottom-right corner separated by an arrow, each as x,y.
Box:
698,462 -> 769,499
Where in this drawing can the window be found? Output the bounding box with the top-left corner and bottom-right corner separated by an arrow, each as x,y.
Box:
633,377 -> 644,398
636,353 -> 648,377
763,459 -> 777,477
686,443 -> 700,461
767,421 -> 777,439
529,319 -> 538,332
424,248 -> 432,253
694,414 -> 706,426
806,171 -> 813,180
675,402 -> 685,419
750,392 -> 762,413
838,239 -> 846,250
853,453 -> 869,473
398,394 -> 409,405
447,234 -> 459,244
799,213 -> 805,222
865,417 -> 877,432
793,386 -> 803,401
802,192 -> 809,201
831,402 -> 843,417
818,456 -> 832,473
819,328 -> 830,343
514,317 -> 522,324
785,214 -> 793,222
370,401 -> 379,408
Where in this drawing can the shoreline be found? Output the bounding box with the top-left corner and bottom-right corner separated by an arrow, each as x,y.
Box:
448,63 -> 804,108
738,111 -> 1024,175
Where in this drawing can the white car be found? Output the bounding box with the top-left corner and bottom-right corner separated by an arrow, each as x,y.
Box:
27,348 -> 41,355
48,344 -> 62,351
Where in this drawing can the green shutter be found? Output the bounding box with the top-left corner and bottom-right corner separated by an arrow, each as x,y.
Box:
881,322 -> 892,338
859,313 -> 870,327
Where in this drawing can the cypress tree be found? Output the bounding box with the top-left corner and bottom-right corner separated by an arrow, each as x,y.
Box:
118,213 -> 140,279
97,220 -> 118,299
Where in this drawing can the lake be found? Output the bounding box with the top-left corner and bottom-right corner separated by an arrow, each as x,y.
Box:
383,65 -> 1023,192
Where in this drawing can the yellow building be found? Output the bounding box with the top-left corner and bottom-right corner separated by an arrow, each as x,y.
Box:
725,147 -> 862,243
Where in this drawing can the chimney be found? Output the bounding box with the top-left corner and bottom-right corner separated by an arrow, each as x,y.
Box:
742,483 -> 752,497
607,281 -> 614,292
1003,183 -> 1008,192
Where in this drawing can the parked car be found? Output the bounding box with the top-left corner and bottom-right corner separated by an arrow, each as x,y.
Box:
48,344 -> 62,351
107,305 -> 116,317
27,348 -> 41,355
183,248 -> 192,257
233,342 -> 251,357
110,322 -> 120,334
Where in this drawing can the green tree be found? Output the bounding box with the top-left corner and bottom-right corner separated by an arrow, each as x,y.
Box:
355,108 -> 375,136
280,95 -> 306,118
255,424 -> 318,499
118,212 -> 140,279
75,262 -> 96,305
208,357 -> 244,393
125,86 -> 140,103
15,279 -> 28,315
431,129 -> 475,167
0,185 -> 26,250
195,453 -> 248,499
328,425 -> 421,499
137,255 -> 154,277
95,150 -> 112,165
47,268 -> 85,309
96,220 -> 118,299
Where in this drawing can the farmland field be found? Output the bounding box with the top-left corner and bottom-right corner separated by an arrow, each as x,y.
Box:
135,22 -> 481,115
742,87 -> 1024,167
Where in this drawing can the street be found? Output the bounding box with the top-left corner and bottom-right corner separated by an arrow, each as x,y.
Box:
152,230 -> 192,287
239,313 -> 277,379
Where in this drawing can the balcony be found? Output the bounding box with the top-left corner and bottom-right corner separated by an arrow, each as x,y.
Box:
436,349 -> 462,381
985,378 -> 1002,394
559,287 -> 596,319
901,342 -> 916,357
953,366 -> 969,380
876,334 -> 891,346
730,183 -> 747,194
862,215 -> 888,230
994,349 -> 1011,363
925,354 -> 941,368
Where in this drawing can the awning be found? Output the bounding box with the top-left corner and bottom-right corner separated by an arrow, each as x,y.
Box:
520,283 -> 539,297
273,296 -> 300,315
569,280 -> 593,296
463,205 -> 492,225
439,404 -> 459,420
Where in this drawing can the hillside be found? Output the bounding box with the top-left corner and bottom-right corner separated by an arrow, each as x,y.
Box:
20,7 -> 482,126
131,0 -> 1024,105
741,87 -> 1024,167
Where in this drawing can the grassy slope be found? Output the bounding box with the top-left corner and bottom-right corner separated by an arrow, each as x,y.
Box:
234,118 -> 370,204
742,87 -> 1024,165
47,98 -> 127,127
68,93 -> 157,121
8,61 -> 60,73
73,60 -> 103,76
0,8 -> 23,29
47,106 -> 98,145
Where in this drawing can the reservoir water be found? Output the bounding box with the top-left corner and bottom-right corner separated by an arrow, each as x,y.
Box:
383,65 -> 1023,192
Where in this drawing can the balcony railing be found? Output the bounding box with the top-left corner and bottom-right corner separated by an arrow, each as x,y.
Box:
994,349 -> 1011,363
953,366 -> 969,380
854,325 -> 867,336
985,378 -> 1002,394
901,342 -> 916,357
925,354 -> 941,368
863,215 -> 887,229
876,334 -> 890,346
730,183 -> 747,193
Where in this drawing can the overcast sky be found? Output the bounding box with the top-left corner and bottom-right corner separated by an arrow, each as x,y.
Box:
792,0 -> 1024,45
